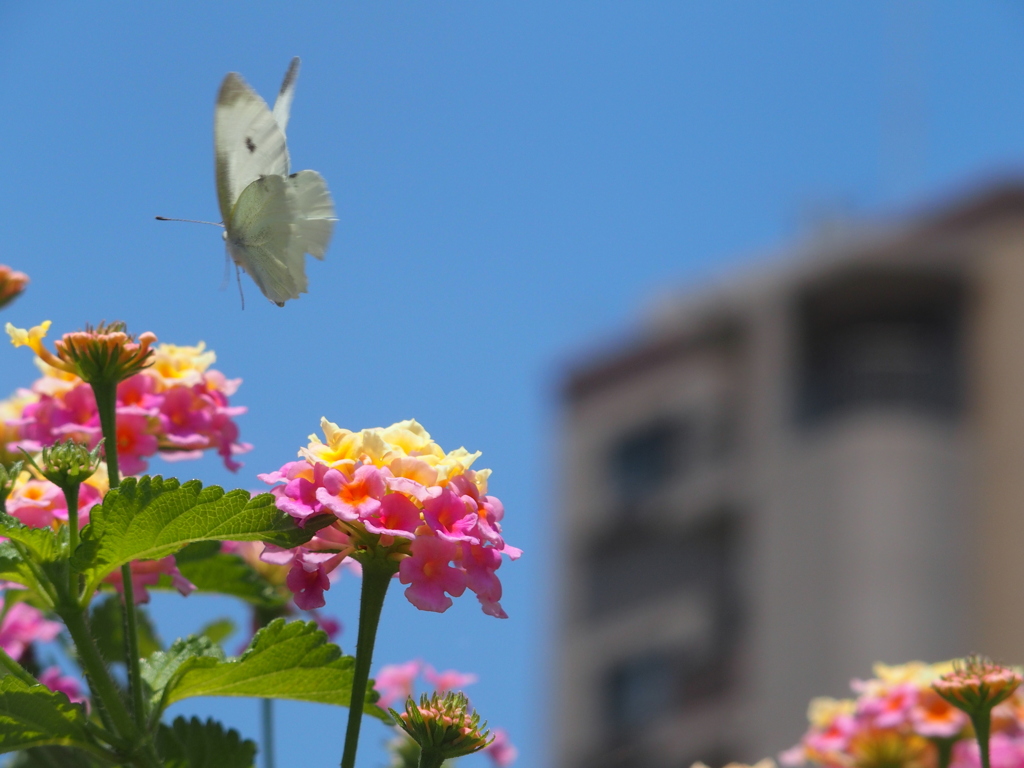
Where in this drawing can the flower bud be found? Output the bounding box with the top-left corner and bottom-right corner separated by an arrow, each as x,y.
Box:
0,266 -> 28,310
391,692 -> 492,766
24,439 -> 104,491
933,655 -> 1022,717
7,320 -> 157,384
54,322 -> 157,384
0,461 -> 24,512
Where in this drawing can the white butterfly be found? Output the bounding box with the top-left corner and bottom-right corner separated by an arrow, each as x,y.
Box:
214,57 -> 336,306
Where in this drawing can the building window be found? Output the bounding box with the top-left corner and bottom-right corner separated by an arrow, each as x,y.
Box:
606,651 -> 676,731
608,419 -> 688,502
588,510 -> 742,619
797,270 -> 965,424
594,511 -> 744,736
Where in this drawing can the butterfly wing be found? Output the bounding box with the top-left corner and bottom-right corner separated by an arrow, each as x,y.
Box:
225,174 -> 299,306
272,57 -> 300,135
288,170 -> 336,260
214,72 -> 290,224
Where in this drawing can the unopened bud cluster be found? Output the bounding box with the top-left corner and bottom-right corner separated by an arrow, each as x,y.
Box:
391,691 -> 492,765
0,461 -> 25,510
8,320 -> 158,384
53,321 -> 157,384
933,655 -> 1022,717
26,439 -> 104,491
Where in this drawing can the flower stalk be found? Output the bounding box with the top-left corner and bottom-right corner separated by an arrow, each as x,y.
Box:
933,655 -> 1022,768
340,554 -> 398,768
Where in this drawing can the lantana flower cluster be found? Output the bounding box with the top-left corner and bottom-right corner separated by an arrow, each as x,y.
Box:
259,419 -> 521,616
783,661 -> 1024,768
4,323 -> 250,474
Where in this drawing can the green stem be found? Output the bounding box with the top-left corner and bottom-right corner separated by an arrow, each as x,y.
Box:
92,379 -> 146,729
417,751 -> 446,768
0,644 -> 39,687
972,711 -> 992,768
63,482 -> 80,598
934,737 -> 955,768
340,558 -> 396,768
261,698 -> 276,768
92,380 -> 120,489
58,601 -> 136,741
120,565 -> 146,728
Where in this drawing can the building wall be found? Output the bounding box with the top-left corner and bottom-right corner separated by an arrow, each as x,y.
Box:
557,191 -> 1024,768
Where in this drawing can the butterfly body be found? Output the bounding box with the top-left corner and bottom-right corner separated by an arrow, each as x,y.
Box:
214,58 -> 335,306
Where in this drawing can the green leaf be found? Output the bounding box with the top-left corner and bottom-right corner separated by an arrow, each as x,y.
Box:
155,717 -> 256,768
72,476 -> 329,598
0,676 -> 94,755
174,541 -> 287,608
0,512 -> 62,564
141,636 -> 225,716
90,595 -> 162,664
158,619 -> 388,720
0,515 -> 64,600
198,618 -> 236,646
0,546 -> 40,595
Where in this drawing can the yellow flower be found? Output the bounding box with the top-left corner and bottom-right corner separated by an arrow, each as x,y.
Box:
381,419 -> 442,458
148,342 -> 216,389
6,321 -> 64,368
435,446 -> 482,483
808,697 -> 856,729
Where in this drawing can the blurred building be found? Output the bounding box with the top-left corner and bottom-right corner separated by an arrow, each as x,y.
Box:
555,183 -> 1024,768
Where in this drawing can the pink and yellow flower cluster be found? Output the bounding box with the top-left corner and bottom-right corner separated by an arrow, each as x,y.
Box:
783,661 -> 1024,768
258,419 -> 520,616
3,325 -> 250,474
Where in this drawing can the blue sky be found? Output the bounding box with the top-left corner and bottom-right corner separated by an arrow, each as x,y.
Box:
3,3 -> 1024,767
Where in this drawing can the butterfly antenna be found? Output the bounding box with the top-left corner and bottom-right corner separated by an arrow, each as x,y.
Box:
235,263 -> 246,310
155,216 -> 225,227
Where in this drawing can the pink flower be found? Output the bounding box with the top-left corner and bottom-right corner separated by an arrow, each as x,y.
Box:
803,713 -> 857,757
361,493 -> 421,540
398,536 -> 467,613
316,464 -> 386,521
5,479 -> 66,528
484,729 -> 518,767
375,660 -> 422,708
259,419 -> 519,617
0,602 -> 61,660
951,733 -> 1024,768
284,550 -> 342,610
856,683 -> 917,728
462,543 -> 508,619
422,487 -> 479,544
424,665 -> 478,693
38,667 -> 88,706
113,411 -> 160,475
910,688 -> 968,738
5,343 -> 249,475
103,557 -> 196,604
261,461 -> 332,521
6,478 -> 101,528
